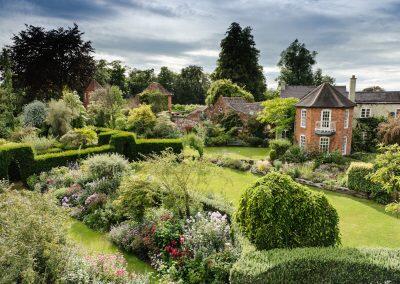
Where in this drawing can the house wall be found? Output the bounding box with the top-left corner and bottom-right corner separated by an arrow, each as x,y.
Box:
205,96 -> 251,123
354,103 -> 400,119
294,107 -> 354,155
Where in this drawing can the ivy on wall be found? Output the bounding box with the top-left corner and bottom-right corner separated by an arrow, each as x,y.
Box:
352,117 -> 386,153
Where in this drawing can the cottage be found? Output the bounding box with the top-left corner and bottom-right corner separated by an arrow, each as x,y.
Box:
83,79 -> 103,108
205,96 -> 263,123
294,83 -> 356,155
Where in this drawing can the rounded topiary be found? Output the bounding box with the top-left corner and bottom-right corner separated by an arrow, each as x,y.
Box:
236,171 -> 340,250
22,100 -> 48,128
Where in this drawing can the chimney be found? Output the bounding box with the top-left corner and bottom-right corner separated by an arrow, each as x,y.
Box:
349,75 -> 356,102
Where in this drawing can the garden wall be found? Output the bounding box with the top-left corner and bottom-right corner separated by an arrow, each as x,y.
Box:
0,129 -> 183,181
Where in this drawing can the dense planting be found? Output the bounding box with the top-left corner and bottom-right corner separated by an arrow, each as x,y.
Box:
236,171 -> 340,250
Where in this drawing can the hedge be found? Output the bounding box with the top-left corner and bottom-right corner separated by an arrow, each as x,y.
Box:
230,247 -> 400,284
0,143 -> 35,181
0,129 -> 183,181
346,162 -> 379,193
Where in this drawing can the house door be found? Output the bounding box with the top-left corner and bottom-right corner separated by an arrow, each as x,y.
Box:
321,110 -> 331,128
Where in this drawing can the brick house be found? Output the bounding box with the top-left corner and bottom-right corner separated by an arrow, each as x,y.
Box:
126,82 -> 173,112
205,96 -> 263,124
294,83 -> 356,155
83,79 -> 103,108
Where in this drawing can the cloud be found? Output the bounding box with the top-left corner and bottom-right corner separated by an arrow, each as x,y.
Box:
1,0 -> 400,90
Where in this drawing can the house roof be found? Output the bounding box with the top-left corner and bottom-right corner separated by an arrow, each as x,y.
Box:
141,82 -> 173,96
281,85 -> 347,99
296,83 -> 356,108
355,91 -> 400,104
221,97 -> 263,115
85,79 -> 103,93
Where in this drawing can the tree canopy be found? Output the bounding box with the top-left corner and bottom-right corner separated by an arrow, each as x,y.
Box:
7,24 -> 95,101
257,97 -> 299,135
362,86 -> 385,92
174,65 -> 209,104
205,79 -> 254,105
212,22 -> 266,101
277,39 -> 334,86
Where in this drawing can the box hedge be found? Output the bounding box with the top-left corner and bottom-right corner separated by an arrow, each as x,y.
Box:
0,143 -> 35,181
346,162 -> 380,193
230,247 -> 400,284
0,129 -> 183,181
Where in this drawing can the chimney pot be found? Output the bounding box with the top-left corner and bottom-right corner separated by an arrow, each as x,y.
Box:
349,75 -> 357,102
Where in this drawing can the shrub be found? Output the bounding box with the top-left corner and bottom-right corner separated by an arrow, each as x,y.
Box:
139,89 -> 168,113
9,126 -> 38,142
114,174 -> 161,221
60,127 -> 98,148
269,139 -> 291,160
314,150 -> 345,168
205,79 -> 254,105
62,89 -> 87,128
236,172 -> 340,250
127,104 -> 156,135
346,162 -> 381,193
230,247 -> 400,284
46,99 -> 74,136
282,145 -> 308,163
0,143 -> 35,180
22,100 -> 48,128
148,112 -> 181,138
0,179 -> 9,193
21,134 -> 56,154
250,160 -> 271,175
386,202 -> 400,218
184,133 -> 204,157
80,153 -> 129,181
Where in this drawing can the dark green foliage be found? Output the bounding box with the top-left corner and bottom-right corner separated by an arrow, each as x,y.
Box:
8,24 -> 95,101
269,139 -> 291,160
127,69 -> 155,95
218,111 -> 243,131
135,138 -> 183,158
0,143 -> 35,181
352,117 -> 386,152
236,172 -> 340,250
314,150 -> 345,168
174,65 -> 210,104
346,162 -> 390,204
230,247 -> 400,284
139,90 -> 168,113
213,22 -> 266,101
206,79 -> 254,106
109,131 -> 137,159
282,145 -> 308,163
157,66 -> 176,93
97,129 -> 119,145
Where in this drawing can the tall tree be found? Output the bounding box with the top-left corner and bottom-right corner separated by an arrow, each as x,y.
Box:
8,24 -> 95,101
363,86 -> 385,92
277,39 -> 316,86
109,60 -> 127,94
127,68 -> 155,97
157,66 -> 176,93
277,39 -> 335,86
94,59 -> 111,86
174,65 -> 209,104
212,22 -> 266,101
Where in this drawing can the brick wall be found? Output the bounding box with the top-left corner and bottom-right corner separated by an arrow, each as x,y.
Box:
294,107 -> 354,155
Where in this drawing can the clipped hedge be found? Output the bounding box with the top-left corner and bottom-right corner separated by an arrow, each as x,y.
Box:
346,162 -> 379,193
0,143 -> 35,181
0,129 -> 183,181
230,247 -> 400,284
236,172 -> 340,250
269,139 -> 291,161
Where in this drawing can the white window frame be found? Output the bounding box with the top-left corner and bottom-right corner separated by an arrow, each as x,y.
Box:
319,137 -> 330,152
320,109 -> 332,128
360,108 -> 371,118
300,109 -> 307,128
344,109 -> 349,129
342,136 -> 348,155
299,135 -> 306,149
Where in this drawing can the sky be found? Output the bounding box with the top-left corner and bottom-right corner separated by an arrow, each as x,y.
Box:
1,0 -> 400,90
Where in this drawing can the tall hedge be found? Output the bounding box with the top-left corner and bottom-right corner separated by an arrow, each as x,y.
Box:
0,143 -> 35,181
236,172 -> 340,250
230,247 -> 400,284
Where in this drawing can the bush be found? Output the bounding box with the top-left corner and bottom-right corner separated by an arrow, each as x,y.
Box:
22,100 -> 48,128
80,153 -> 129,181
46,99 -> 74,136
127,104 -> 156,135
282,145 -> 308,163
236,172 -> 340,250
250,160 -> 271,175
346,162 -> 380,193
0,179 -> 9,193
269,139 -> 291,161
230,247 -> 400,284
60,127 -> 98,148
21,134 -> 56,154
184,133 -> 204,157
314,150 -> 345,168
148,112 -> 181,138
139,89 -> 168,113
0,143 -> 35,180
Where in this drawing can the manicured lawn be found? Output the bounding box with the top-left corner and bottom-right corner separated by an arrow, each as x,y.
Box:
206,168 -> 400,248
68,220 -> 155,274
204,146 -> 269,160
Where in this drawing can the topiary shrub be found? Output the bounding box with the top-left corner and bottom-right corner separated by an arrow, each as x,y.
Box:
236,172 -> 340,250
269,139 -> 291,161
126,104 -> 156,136
230,247 -> 400,284
346,162 -> 380,193
282,145 -> 308,163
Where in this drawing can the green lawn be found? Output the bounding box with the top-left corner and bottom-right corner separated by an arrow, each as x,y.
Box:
68,220 -> 155,274
206,167 -> 400,248
204,146 -> 269,160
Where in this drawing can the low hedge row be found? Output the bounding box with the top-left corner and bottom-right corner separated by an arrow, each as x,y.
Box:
346,162 -> 379,193
230,247 -> 400,284
0,129 -> 183,181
